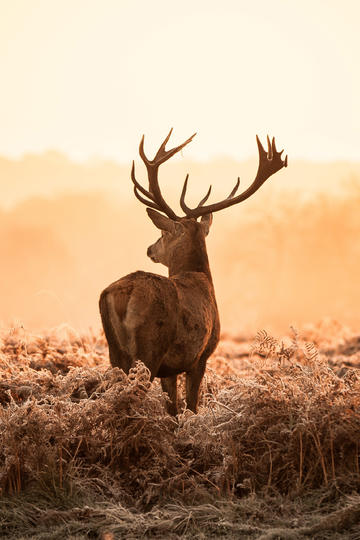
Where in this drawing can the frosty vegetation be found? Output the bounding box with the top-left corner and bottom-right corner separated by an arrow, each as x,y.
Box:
1,322 -> 359,538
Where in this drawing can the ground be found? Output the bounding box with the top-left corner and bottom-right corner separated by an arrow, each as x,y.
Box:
0,319 -> 360,539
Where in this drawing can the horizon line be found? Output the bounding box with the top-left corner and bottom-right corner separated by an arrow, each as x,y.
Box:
0,149 -> 360,167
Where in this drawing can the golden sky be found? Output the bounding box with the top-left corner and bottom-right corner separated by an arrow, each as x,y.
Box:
1,0 -> 359,162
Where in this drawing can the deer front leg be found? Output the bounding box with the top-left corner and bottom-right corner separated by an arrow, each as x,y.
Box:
161,375 -> 178,416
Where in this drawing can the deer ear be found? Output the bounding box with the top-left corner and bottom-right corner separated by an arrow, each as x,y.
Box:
200,213 -> 212,236
146,208 -> 176,233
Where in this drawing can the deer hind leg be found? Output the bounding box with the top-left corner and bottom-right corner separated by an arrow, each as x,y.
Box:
99,291 -> 133,373
107,344 -> 133,373
185,358 -> 207,414
161,375 -> 178,416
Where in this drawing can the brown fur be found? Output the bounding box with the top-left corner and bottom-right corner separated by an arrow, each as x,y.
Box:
100,131 -> 286,415
99,216 -> 220,415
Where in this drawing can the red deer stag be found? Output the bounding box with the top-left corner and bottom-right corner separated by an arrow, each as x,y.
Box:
99,130 -> 287,415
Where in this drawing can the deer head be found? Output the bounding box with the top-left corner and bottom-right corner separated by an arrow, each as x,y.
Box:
146,209 -> 212,269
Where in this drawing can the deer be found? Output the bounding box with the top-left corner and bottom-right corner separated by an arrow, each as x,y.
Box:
99,129 -> 287,415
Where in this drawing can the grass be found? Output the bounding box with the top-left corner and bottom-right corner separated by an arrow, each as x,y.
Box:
0,321 -> 360,538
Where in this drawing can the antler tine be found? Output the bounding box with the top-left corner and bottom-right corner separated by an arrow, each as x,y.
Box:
181,135 -> 287,219
227,177 -> 240,199
133,186 -> 163,211
131,161 -> 156,202
256,135 -> 268,159
271,136 -> 277,154
180,174 -> 191,214
138,135 -> 149,165
155,128 -> 174,160
197,185 -> 212,207
267,135 -> 273,160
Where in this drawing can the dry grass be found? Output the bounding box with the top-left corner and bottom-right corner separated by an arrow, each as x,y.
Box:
1,322 -> 360,538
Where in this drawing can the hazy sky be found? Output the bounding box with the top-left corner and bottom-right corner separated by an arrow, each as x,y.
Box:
1,0 -> 359,162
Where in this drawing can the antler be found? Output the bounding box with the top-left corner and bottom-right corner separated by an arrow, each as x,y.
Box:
180,135 -> 288,218
131,128 -> 196,220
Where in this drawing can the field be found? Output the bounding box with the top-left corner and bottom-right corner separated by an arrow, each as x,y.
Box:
1,320 -> 360,539
2,159 -> 360,540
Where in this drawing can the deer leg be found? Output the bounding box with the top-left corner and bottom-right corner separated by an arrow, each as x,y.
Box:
108,345 -> 133,373
100,291 -> 134,373
161,375 -> 178,416
185,359 -> 207,413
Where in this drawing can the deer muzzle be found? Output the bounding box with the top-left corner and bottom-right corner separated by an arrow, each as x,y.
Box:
147,245 -> 157,262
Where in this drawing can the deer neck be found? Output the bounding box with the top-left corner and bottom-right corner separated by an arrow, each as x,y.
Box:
168,233 -> 213,285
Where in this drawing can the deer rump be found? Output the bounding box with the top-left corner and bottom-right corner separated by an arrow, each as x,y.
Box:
99,270 -> 219,379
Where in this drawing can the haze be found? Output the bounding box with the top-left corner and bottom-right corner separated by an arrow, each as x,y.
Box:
1,1 -> 360,335
1,155 -> 360,334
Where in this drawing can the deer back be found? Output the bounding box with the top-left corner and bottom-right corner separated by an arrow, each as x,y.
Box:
100,269 -> 219,378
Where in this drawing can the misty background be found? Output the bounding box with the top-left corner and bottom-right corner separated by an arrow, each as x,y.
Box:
1,152 -> 360,335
